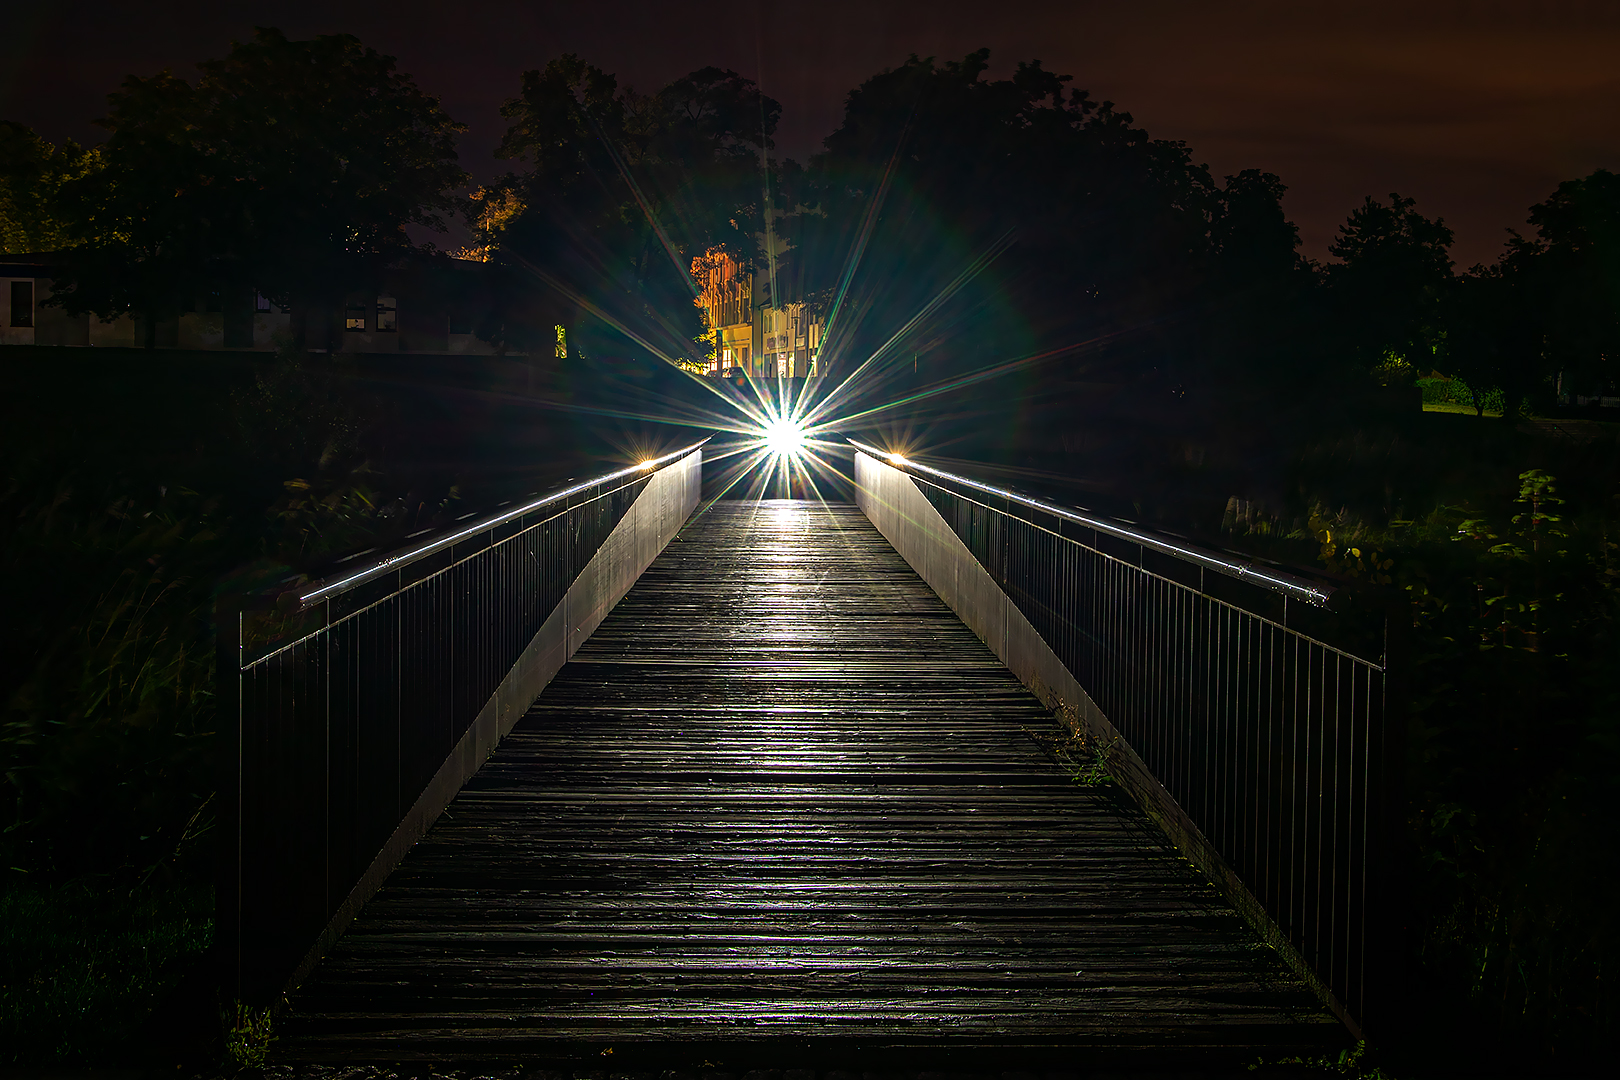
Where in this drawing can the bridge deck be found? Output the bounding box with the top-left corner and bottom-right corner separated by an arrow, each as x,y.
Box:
280,500 -> 1339,1061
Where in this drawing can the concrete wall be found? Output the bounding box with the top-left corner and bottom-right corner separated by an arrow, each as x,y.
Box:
252,311 -> 291,349
287,449 -> 703,993
178,311 -> 226,350
2,276 -> 93,345
854,449 -> 1117,737
0,273 -> 513,355
853,448 -> 1355,1033
89,313 -> 137,347
34,280 -> 88,346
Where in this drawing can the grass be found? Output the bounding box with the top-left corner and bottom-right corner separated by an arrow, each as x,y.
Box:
0,874 -> 214,1064
1423,401 -> 1501,417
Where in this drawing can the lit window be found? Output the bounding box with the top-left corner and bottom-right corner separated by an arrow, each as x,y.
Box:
10,281 -> 33,327
376,296 -> 397,332
345,303 -> 367,331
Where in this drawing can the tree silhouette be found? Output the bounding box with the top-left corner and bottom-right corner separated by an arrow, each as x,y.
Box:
49,28 -> 466,342
483,55 -> 779,356
1327,192 -> 1454,370
0,122 -> 98,255
796,49 -> 1232,391
1442,267 -> 1538,416
1517,170 -> 1620,399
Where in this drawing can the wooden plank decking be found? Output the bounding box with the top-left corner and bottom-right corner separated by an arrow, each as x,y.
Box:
279,500 -> 1340,1061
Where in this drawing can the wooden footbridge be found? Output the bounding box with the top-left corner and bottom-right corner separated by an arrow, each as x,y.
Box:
220,444 -> 1399,1064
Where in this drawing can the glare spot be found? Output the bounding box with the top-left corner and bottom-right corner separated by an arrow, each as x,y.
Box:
763,416 -> 807,458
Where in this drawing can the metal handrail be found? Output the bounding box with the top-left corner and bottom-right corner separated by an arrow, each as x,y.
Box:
297,438 -> 710,609
849,438 -> 1334,607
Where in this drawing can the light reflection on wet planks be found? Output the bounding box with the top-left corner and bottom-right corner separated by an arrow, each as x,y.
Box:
280,500 -> 1339,1058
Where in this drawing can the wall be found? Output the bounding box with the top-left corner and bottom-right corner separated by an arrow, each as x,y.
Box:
178,311 -> 225,350
89,313 -> 137,347
33,280 -> 88,346
0,268 -> 522,355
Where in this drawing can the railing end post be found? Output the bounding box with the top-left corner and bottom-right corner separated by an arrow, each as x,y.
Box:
1364,594 -> 1414,1043
213,591 -> 245,1004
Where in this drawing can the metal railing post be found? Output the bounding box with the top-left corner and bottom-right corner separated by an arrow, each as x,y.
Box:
221,442 -> 706,1000
851,441 -> 1394,1035
213,594 -> 243,1001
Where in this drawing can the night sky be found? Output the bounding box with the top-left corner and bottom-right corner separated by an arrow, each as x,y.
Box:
5,0 -> 1617,266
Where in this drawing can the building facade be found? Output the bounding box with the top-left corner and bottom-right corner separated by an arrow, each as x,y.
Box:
758,299 -> 822,379
692,246 -> 754,373
692,247 -> 823,379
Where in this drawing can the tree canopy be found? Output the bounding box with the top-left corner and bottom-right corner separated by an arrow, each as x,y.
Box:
0,122 -> 98,255
759,50 -> 1319,401
47,28 -> 466,324
474,55 -> 780,355
5,34 -> 1613,417
1326,192 -> 1455,369
1515,170 -> 1620,397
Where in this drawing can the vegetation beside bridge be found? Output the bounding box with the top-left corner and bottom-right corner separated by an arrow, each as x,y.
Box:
4,25 -> 1620,1074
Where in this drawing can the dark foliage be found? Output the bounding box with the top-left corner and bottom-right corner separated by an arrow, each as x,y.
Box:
0,121 -> 95,253
0,348 -> 377,881
0,339 -> 708,886
7,30 -> 1620,1068
797,52 -> 1222,382
40,28 -> 467,334
1,876 -> 214,1064
1326,193 -> 1455,369
476,55 -> 781,357
1263,422 -> 1620,1067
1512,170 -> 1620,400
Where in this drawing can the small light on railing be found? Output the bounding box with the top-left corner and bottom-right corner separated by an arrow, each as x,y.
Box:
888,452 -> 909,466
639,459 -> 656,470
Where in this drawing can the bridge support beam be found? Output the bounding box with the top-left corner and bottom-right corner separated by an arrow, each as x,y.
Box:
853,449 -> 1360,1037
283,451 -> 702,995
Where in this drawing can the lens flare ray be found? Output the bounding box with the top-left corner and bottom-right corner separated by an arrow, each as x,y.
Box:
492,112 -> 1176,508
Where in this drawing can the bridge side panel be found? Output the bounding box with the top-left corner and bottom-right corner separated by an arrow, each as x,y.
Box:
228,452 -> 701,1001
300,450 -> 698,990
283,449 -> 700,994
853,449 -> 1360,1035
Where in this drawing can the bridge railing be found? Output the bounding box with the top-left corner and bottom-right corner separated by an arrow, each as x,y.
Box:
852,443 -> 1402,1037
217,441 -> 704,1000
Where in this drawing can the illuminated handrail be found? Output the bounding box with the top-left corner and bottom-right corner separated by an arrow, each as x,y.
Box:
297,438 -> 710,610
853,437 -> 1398,1033
223,439 -> 705,1000
849,438 -> 1334,608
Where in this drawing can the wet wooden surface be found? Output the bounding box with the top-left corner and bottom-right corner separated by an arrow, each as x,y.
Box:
280,500 -> 1341,1060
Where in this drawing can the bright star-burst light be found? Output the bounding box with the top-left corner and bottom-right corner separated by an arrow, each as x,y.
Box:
508,107 -> 1099,513
762,415 -> 807,458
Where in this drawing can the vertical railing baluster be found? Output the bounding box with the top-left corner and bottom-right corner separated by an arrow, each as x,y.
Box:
897,465 -> 1389,1035
225,451 -> 696,1001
